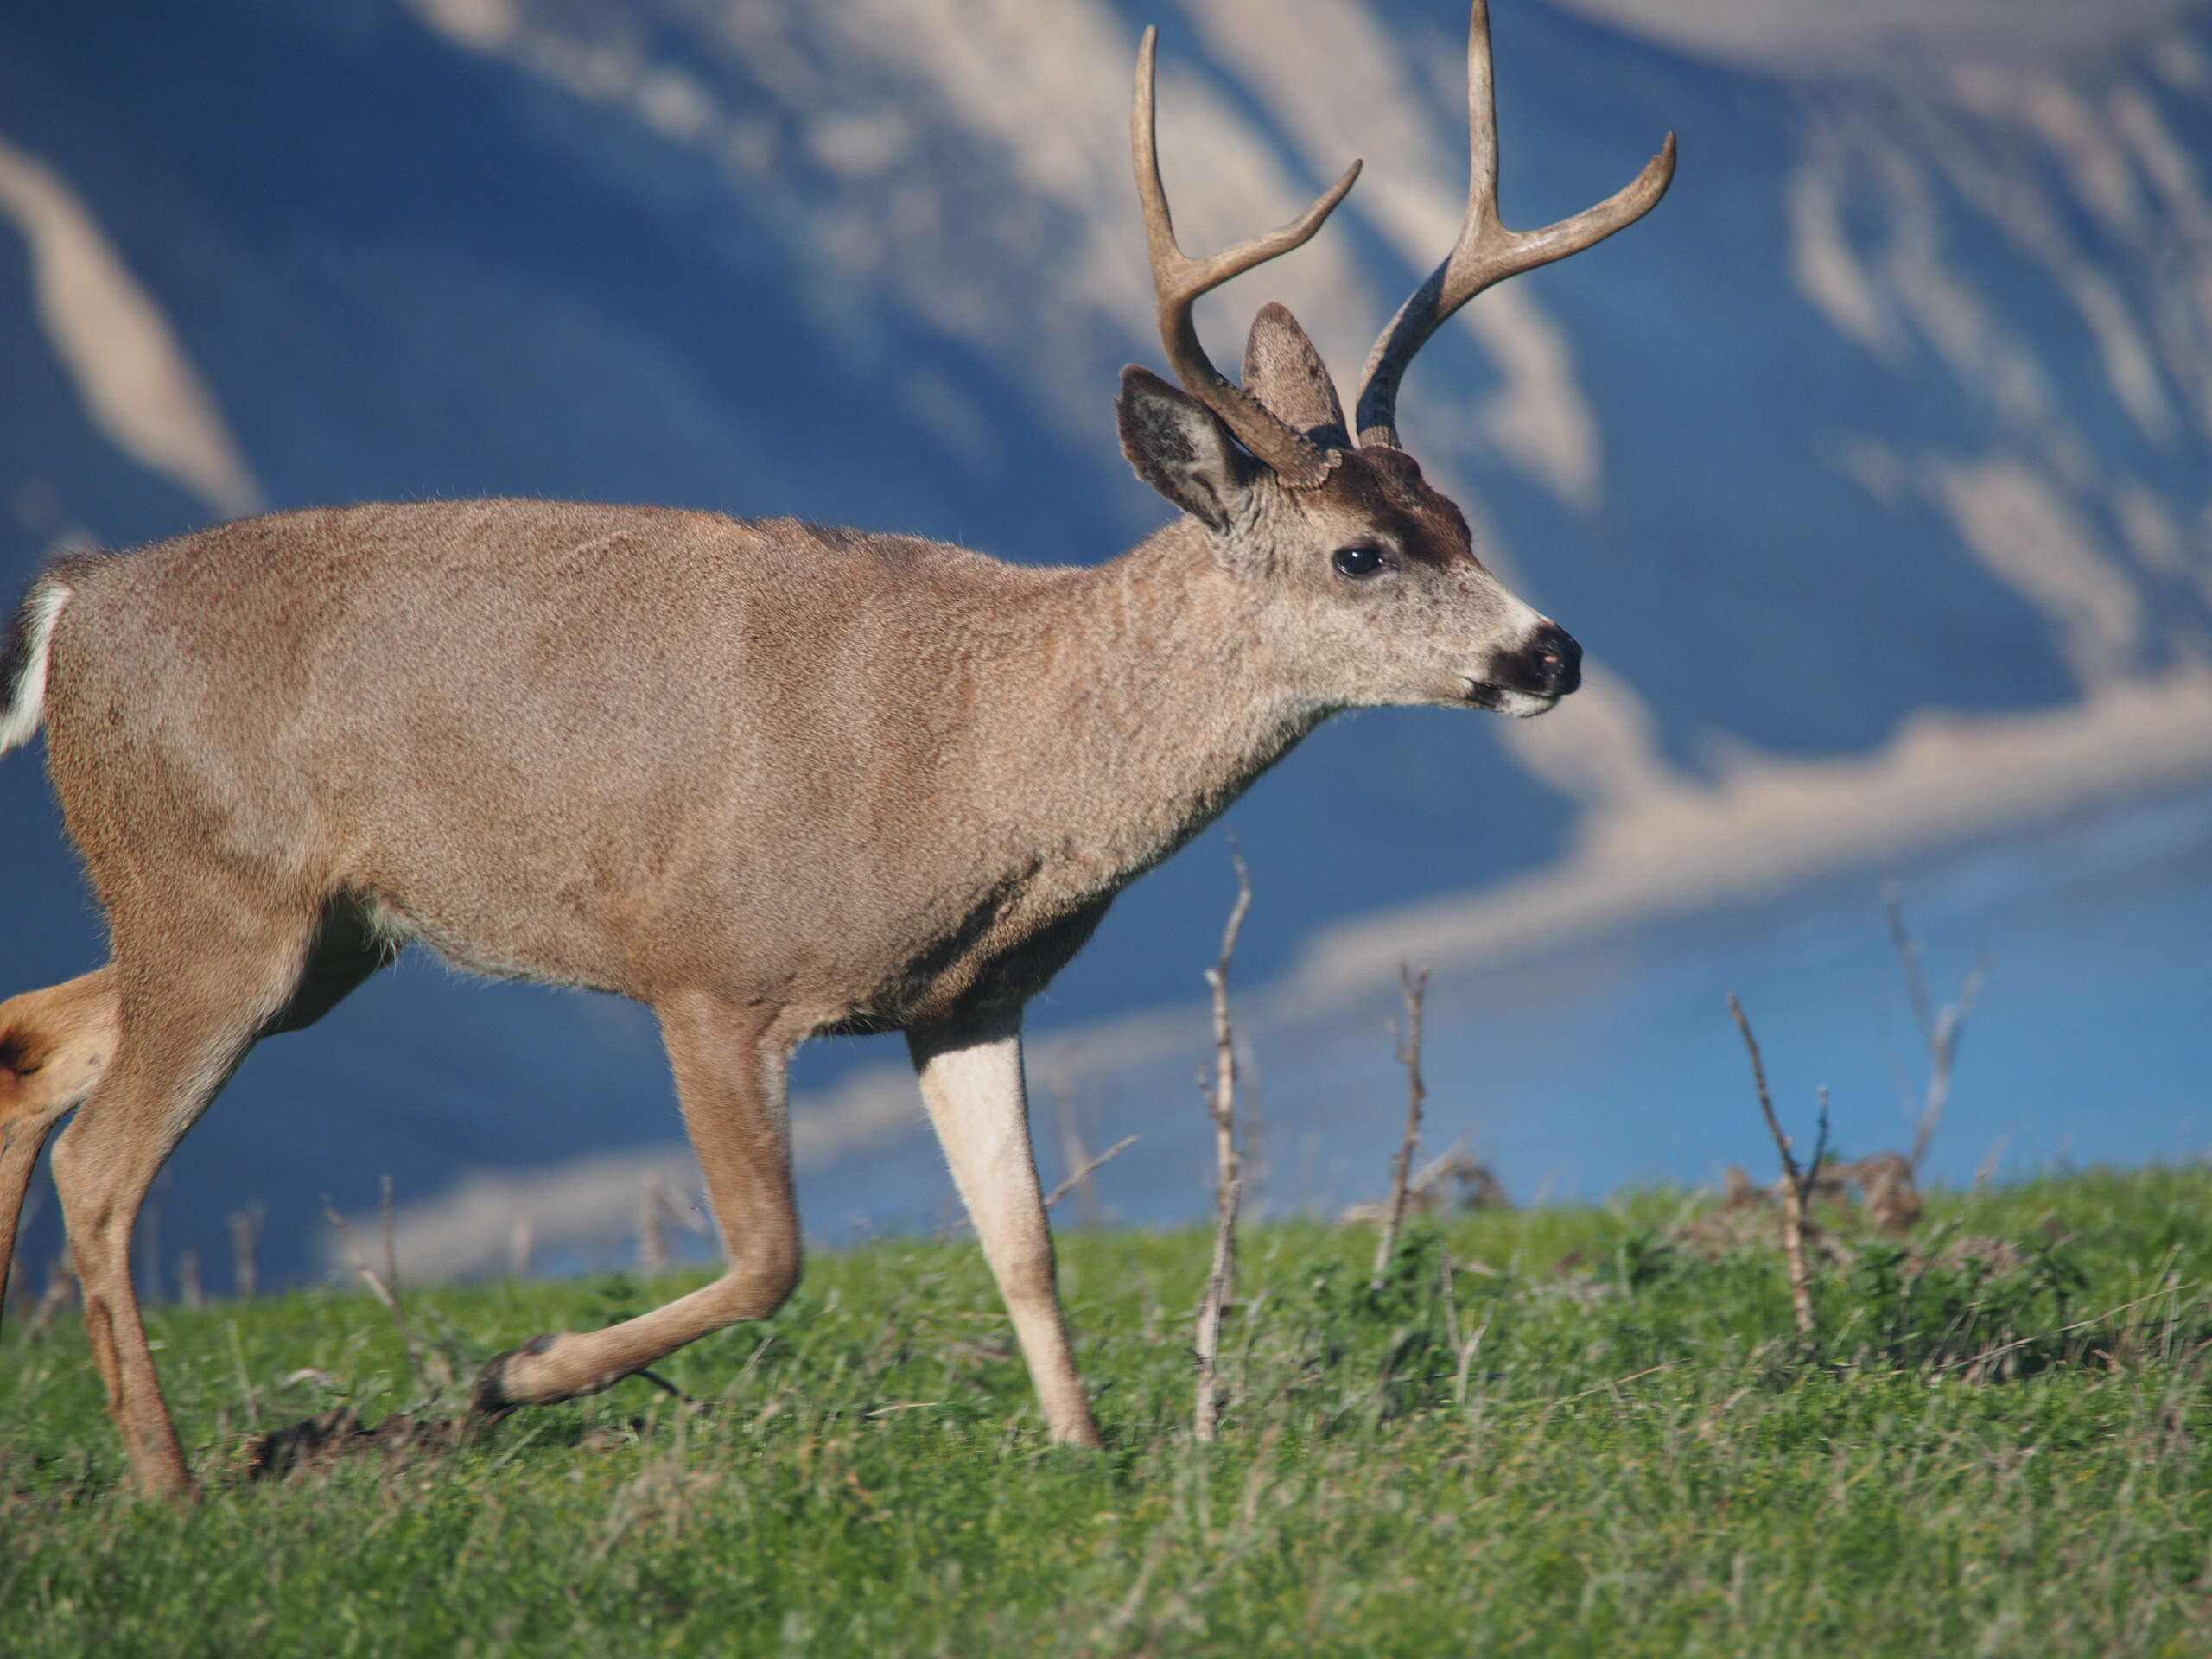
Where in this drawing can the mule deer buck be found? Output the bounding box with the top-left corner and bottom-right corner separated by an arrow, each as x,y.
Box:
0,3 -> 1671,1494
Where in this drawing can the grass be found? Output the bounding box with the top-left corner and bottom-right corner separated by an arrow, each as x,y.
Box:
6,1166 -> 2212,1656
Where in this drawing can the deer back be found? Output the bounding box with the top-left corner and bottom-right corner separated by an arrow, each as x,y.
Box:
41,500 -> 1312,1028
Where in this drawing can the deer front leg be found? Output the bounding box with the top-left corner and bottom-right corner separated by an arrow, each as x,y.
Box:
908,1007 -> 1102,1447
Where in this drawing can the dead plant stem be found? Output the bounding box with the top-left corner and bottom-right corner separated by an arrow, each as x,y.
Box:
1370,963 -> 1430,1291
1194,841 -> 1252,1443
1727,994 -> 1827,1338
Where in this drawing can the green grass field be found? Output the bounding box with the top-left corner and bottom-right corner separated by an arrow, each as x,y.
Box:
6,1167 -> 2211,1656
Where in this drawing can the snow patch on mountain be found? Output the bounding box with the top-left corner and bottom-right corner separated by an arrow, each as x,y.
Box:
0,130 -> 260,519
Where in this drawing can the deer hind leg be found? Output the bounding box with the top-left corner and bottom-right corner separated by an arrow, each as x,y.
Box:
4,907 -> 387,1345
908,1007 -> 1102,1447
473,990 -> 799,1413
0,968 -> 121,1332
51,908 -> 327,1498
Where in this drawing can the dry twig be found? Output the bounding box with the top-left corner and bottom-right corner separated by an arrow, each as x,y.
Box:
1885,883 -> 1988,1172
1194,840 -> 1252,1442
1436,1243 -> 1493,1407
323,1194 -> 455,1403
229,1204 -> 263,1300
639,1174 -> 672,1276
1340,1147 -> 1510,1226
22,1254 -> 74,1343
1043,1135 -> 1139,1212
1370,963 -> 1430,1291
228,1317 -> 261,1427
1051,1087 -> 1107,1229
380,1173 -> 402,1295
1885,880 -> 1936,1047
1726,995 -> 1827,1338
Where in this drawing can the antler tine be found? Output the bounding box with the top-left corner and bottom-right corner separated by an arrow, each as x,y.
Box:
1134,25 -> 1362,488
1354,0 -> 1675,449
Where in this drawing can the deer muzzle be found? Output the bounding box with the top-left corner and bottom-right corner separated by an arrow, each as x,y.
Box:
1474,620 -> 1581,714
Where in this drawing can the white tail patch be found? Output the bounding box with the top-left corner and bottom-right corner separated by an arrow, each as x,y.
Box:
0,581 -> 72,755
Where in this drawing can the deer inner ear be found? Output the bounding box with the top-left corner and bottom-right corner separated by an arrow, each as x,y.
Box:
1115,366 -> 1258,532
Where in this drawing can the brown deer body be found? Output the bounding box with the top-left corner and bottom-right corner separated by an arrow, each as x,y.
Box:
0,4 -> 1670,1494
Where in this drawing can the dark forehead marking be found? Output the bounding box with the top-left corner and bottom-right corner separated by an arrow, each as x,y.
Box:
1315,448 -> 1472,567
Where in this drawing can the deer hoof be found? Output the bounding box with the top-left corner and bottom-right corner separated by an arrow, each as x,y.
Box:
471,1332 -> 556,1415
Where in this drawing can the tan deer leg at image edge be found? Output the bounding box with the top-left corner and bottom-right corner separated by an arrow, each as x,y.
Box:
0,969 -> 121,1331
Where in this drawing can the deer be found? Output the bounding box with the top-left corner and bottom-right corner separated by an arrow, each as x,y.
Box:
0,3 -> 1671,1495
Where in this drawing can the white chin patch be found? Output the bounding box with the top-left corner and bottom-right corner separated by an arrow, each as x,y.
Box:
1496,687 -> 1560,719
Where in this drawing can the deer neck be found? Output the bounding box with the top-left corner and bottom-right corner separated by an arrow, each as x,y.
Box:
1004,528 -> 1325,892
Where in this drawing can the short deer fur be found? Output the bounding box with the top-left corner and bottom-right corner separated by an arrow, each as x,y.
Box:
0,3 -> 1670,1494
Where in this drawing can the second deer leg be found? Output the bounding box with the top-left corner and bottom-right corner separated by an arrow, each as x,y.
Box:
473,991 -> 799,1412
0,969 -> 121,1330
909,1007 -> 1102,1447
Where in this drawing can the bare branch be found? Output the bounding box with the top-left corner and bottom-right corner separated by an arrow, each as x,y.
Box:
228,1317 -> 260,1428
1370,963 -> 1430,1291
1439,1244 -> 1462,1356
1194,839 -> 1252,1442
380,1173 -> 401,1299
22,1254 -> 73,1343
1888,886 -> 1988,1173
1910,955 -> 1986,1173
1883,880 -> 1935,1048
1727,995 -> 1799,1188
639,1174 -> 671,1277
1727,994 -> 1817,1338
1052,1087 -> 1105,1230
229,1205 -> 262,1300
1044,1135 -> 1140,1212
323,1194 -> 454,1404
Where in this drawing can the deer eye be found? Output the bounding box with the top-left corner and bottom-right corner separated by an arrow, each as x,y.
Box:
1332,543 -> 1385,579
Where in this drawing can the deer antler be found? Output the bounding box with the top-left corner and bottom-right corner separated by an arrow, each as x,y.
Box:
1353,0 -> 1675,450
1133,26 -> 1362,489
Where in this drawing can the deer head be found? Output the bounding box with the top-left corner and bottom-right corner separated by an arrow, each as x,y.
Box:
1116,3 -> 1675,717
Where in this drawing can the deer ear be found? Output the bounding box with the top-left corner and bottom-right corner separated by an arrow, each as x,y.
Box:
1116,366 -> 1259,532
1242,302 -> 1347,448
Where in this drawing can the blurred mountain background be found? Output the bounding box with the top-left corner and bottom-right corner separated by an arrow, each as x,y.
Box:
3,0 -> 2210,1287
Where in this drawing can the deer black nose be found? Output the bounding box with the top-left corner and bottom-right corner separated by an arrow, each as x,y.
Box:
1519,623 -> 1581,697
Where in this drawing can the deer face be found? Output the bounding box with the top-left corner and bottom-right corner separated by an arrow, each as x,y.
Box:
1116,308 -> 1579,718
1262,444 -> 1579,716
1120,8 -> 1668,720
